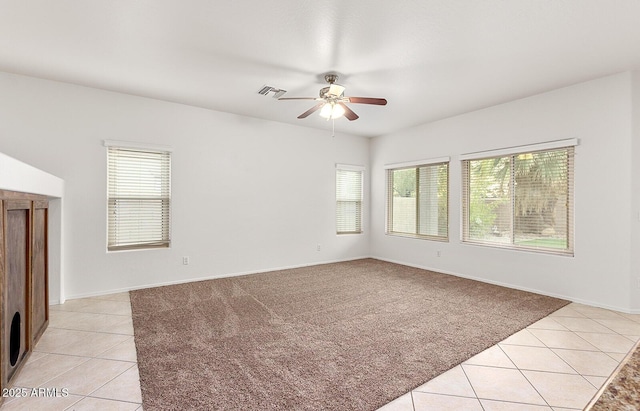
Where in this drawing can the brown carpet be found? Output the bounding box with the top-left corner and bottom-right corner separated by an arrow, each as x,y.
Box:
588,339 -> 640,410
130,258 -> 569,410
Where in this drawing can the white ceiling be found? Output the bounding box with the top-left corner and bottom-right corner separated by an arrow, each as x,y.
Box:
2,1 -> 640,137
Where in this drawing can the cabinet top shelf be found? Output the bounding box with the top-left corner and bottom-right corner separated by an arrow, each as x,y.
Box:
0,190 -> 49,201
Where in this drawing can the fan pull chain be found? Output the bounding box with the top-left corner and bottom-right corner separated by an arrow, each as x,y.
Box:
332,118 -> 335,138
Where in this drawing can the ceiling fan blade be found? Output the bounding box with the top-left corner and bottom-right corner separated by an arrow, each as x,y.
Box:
338,103 -> 359,121
298,102 -> 325,119
346,97 -> 388,106
278,97 -> 318,101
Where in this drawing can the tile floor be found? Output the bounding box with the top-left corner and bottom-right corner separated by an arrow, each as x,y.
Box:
1,292 -> 141,410
379,303 -> 640,411
1,294 -> 639,410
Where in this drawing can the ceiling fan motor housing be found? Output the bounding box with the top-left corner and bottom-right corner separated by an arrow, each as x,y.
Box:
324,74 -> 339,84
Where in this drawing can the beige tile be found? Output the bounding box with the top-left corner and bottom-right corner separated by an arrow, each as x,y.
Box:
551,317 -> 615,333
480,399 -> 553,410
71,299 -> 132,316
49,311 -> 132,333
593,318 -> 640,335
462,365 -> 546,405
583,375 -> 608,389
64,396 -> 140,410
90,292 -> 131,302
414,365 -> 476,397
605,352 -> 627,361
33,328 -> 95,354
500,329 -> 546,347
522,370 -> 597,409
51,332 -> 131,357
549,305 -> 587,318
500,345 -> 575,374
10,354 -> 89,388
97,337 -> 138,362
54,299 -> 94,312
528,317 -> 569,331
528,329 -> 598,351
47,310 -> 79,328
618,312 -> 640,323
102,318 -> 134,335
44,358 -> 134,396
90,365 -> 142,403
551,349 -> 619,377
376,393 -> 414,411
22,350 -> 48,364
575,332 -> 635,354
569,304 -> 629,321
412,392 -> 483,411
464,346 -> 516,369
0,393 -> 82,411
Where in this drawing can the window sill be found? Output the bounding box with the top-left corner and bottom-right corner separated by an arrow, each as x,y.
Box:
461,240 -> 574,257
386,232 -> 448,242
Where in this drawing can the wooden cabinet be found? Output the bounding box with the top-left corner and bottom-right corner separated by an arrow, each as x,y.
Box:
31,200 -> 49,343
0,190 -> 49,399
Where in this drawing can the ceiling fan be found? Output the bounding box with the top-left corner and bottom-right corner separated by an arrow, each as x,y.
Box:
278,74 -> 387,121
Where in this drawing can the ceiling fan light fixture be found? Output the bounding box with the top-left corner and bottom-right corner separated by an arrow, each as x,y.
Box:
328,84 -> 345,97
319,102 -> 345,119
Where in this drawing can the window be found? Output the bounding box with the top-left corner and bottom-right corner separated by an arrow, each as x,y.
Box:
105,141 -> 171,251
385,158 -> 449,240
461,140 -> 575,255
336,165 -> 364,234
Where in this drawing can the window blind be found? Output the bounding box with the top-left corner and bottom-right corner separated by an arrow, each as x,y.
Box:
336,166 -> 363,234
462,145 -> 574,255
107,146 -> 171,251
386,161 -> 448,240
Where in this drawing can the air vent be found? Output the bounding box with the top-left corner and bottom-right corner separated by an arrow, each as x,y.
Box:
257,85 -> 286,98
258,85 -> 273,95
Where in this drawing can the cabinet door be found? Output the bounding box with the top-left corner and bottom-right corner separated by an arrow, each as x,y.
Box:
1,200 -> 31,383
31,200 -> 48,343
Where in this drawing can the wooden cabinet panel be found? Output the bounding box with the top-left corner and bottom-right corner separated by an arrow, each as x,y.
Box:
0,192 -> 49,401
31,201 -> 48,343
2,200 -> 31,384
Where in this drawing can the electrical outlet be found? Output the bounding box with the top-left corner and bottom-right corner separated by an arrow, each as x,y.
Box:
436,250 -> 441,257
183,256 -> 190,265
316,244 -> 321,251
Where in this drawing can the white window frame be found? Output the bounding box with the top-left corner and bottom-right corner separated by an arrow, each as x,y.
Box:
336,164 -> 364,235
104,140 -> 172,252
385,157 -> 450,241
460,138 -> 577,255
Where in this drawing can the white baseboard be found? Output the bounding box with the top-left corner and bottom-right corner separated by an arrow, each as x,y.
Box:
371,256 -> 638,315
60,254 -> 639,315
62,255 -> 373,301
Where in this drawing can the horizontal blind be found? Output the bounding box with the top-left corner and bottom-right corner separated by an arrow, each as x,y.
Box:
462,146 -> 574,255
107,147 -> 171,251
386,161 -> 448,240
336,168 -> 363,234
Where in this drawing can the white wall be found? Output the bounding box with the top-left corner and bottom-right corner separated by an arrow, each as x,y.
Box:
0,152 -> 65,303
631,71 -> 640,312
371,72 -> 636,312
0,72 -> 370,299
